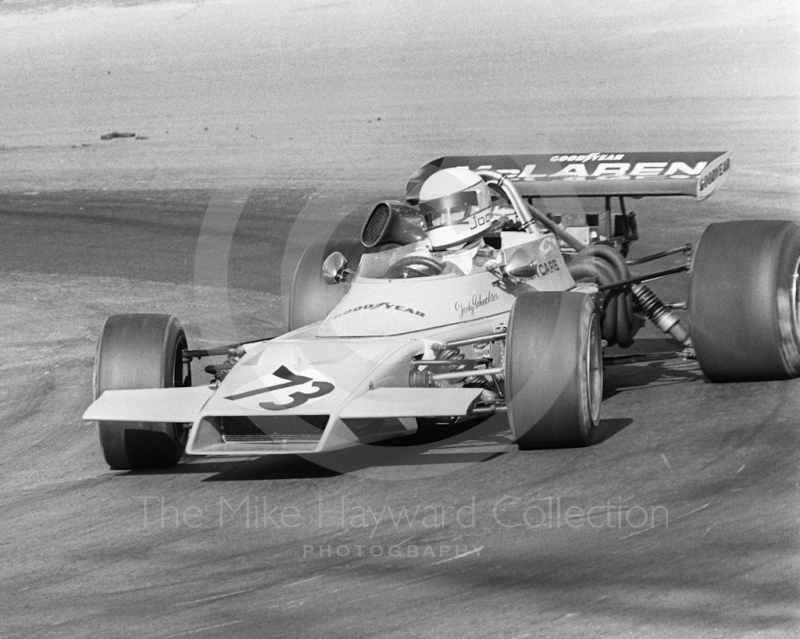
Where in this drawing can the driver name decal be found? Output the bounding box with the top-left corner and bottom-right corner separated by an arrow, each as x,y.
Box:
333,302 -> 425,319
455,290 -> 499,319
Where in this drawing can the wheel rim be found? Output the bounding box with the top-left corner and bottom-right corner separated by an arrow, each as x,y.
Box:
587,317 -> 602,425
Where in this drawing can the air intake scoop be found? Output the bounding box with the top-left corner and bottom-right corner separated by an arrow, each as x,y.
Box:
361,201 -> 426,248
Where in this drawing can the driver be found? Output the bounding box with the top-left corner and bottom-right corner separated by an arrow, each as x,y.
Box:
396,167 -> 497,276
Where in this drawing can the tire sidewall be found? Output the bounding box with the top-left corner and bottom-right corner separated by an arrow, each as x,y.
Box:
689,221 -> 800,381
94,314 -> 188,469
506,292 -> 601,449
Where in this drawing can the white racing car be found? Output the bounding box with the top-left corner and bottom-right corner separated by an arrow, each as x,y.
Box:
83,152 -> 800,469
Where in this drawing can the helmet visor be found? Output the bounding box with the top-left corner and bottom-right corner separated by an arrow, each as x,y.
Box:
419,190 -> 482,231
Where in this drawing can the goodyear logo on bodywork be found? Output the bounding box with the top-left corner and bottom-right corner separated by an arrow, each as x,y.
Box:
698,158 -> 731,192
333,302 -> 425,319
549,153 -> 625,163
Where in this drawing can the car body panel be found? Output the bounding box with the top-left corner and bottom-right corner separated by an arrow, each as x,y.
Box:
184,318 -> 502,455
318,234 -> 573,337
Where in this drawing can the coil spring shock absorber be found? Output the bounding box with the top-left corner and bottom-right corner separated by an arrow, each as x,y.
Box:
631,283 -> 690,345
462,374 -> 491,389
438,348 -> 463,362
568,246 -> 639,348
444,346 -> 497,391
408,347 -> 464,388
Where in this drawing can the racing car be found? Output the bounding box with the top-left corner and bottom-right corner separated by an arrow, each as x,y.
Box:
83,152 -> 800,469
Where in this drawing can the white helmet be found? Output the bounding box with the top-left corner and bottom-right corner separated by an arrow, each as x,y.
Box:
418,167 -> 493,250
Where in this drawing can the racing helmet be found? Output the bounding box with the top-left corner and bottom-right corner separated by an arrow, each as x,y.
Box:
418,167 -> 493,250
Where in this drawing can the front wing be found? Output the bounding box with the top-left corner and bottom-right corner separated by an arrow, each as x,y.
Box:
83,385 -> 484,455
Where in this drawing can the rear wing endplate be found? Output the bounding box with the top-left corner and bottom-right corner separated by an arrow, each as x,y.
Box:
406,152 -> 731,202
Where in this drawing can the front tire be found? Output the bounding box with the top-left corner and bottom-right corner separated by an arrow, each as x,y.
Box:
505,292 -> 602,449
93,314 -> 190,469
689,220 -> 800,382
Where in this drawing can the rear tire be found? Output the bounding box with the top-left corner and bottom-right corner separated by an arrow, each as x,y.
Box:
93,314 -> 190,469
505,292 -> 602,449
288,239 -> 367,331
689,220 -> 800,382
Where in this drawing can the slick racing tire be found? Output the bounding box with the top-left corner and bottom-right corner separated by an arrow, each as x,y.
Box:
288,239 -> 367,331
689,220 -> 800,382
93,314 -> 191,469
505,292 -> 603,449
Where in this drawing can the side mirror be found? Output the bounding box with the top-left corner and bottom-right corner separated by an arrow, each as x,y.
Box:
322,251 -> 350,284
504,249 -> 539,279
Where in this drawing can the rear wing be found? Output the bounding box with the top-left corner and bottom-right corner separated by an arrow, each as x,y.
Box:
406,152 -> 731,202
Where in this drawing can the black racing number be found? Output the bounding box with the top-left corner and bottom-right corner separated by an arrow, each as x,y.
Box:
224,365 -> 334,411
258,366 -> 335,411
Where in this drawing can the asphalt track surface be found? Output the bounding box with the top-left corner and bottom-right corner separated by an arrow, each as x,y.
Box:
1,1 -> 799,638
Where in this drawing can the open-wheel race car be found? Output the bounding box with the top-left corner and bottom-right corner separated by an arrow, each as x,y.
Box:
83,152 -> 800,469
